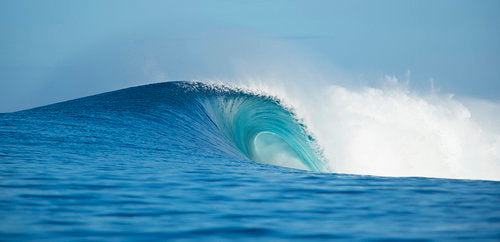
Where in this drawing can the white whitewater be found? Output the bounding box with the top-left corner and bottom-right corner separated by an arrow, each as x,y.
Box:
224,77 -> 500,181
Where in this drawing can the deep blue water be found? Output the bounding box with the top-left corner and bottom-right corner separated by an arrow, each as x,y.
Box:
1,82 -> 499,241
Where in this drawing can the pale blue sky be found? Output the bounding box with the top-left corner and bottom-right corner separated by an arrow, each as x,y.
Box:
1,0 -> 499,111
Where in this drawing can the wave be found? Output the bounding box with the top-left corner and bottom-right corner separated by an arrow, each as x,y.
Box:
7,80 -> 500,181
14,81 -> 325,172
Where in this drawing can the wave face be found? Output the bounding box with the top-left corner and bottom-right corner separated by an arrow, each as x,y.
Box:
1,81 -> 323,172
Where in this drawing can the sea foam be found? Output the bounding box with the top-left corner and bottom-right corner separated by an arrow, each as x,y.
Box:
229,77 -> 500,181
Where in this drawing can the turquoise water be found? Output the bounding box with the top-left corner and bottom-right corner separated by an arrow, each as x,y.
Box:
0,82 -> 499,240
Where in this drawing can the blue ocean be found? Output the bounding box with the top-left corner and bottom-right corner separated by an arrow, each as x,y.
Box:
1,81 -> 499,241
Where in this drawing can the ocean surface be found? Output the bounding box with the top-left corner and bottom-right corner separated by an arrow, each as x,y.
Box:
1,81 -> 499,241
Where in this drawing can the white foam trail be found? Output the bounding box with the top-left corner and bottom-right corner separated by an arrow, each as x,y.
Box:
228,77 -> 500,181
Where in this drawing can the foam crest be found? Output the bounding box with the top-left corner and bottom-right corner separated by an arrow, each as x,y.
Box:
231,78 -> 500,181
